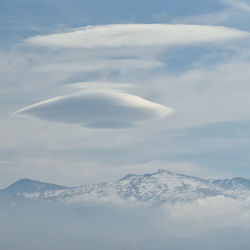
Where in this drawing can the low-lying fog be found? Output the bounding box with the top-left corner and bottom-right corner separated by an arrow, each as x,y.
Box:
1,201 -> 250,250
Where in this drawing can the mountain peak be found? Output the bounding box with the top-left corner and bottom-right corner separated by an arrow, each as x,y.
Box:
119,169 -> 176,181
0,178 -> 67,195
155,169 -> 175,175
13,178 -> 36,185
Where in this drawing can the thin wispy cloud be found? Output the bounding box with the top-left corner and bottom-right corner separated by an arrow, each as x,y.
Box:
34,59 -> 163,73
26,24 -> 248,48
64,81 -> 135,90
223,0 -> 250,12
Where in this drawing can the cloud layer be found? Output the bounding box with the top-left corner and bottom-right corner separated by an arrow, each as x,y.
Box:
13,90 -> 173,128
26,24 -> 248,48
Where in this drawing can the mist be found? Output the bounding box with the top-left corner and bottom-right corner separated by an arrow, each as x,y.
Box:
1,200 -> 250,250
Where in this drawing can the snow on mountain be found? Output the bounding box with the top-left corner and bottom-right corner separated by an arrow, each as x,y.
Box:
1,169 -> 250,205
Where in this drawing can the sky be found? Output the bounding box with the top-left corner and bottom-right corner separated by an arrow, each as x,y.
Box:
1,0 -> 250,188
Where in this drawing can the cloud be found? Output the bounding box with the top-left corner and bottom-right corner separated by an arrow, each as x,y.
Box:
160,196 -> 250,229
223,0 -> 250,12
171,10 -> 237,25
64,81 -> 135,91
26,24 -> 248,49
12,90 -> 173,128
34,59 -> 163,73
169,1 -> 250,27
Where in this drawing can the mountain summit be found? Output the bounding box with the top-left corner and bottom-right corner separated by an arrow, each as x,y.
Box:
0,178 -> 66,196
1,169 -> 250,205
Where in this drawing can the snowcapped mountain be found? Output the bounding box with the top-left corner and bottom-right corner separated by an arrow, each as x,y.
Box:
1,169 -> 250,205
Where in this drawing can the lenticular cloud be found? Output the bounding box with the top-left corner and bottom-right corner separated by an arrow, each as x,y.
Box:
26,24 -> 248,48
13,90 -> 173,128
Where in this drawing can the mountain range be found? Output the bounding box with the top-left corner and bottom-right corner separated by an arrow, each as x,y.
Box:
1,169 -> 250,205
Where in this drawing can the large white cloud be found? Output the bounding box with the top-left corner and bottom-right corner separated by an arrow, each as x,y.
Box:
26,24 -> 248,48
12,90 -> 173,128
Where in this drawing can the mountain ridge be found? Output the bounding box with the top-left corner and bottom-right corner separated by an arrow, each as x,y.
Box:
1,169 -> 250,205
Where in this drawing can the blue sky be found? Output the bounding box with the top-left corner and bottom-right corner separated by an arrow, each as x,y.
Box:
1,0 -> 250,187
